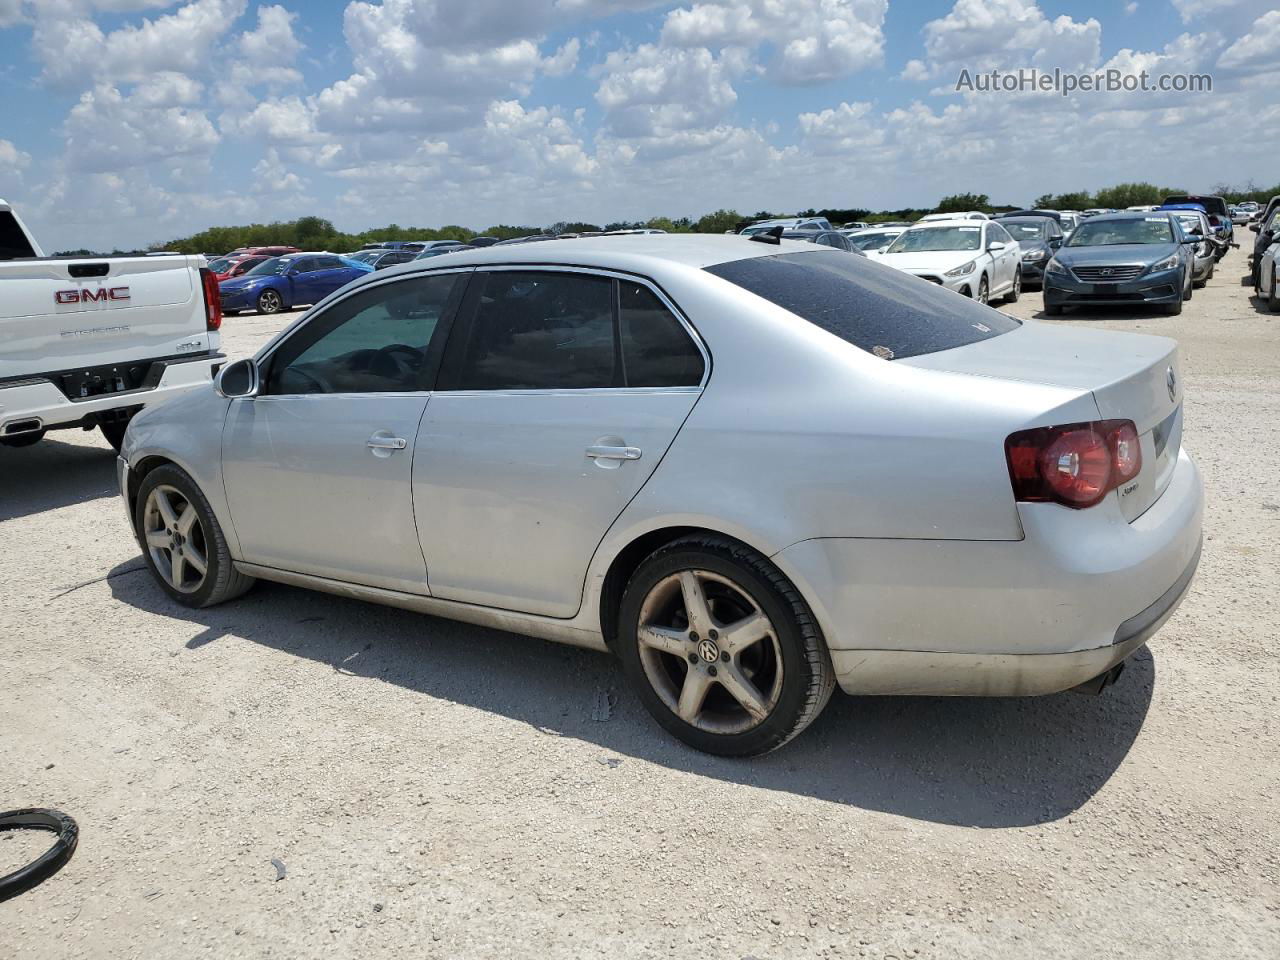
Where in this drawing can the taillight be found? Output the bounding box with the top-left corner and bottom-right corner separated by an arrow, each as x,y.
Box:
1005,419 -> 1142,509
200,267 -> 222,332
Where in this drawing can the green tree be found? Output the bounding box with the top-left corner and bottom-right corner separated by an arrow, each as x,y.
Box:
694,208 -> 742,233
936,192 -> 991,213
644,216 -> 679,232
1092,182 -> 1173,209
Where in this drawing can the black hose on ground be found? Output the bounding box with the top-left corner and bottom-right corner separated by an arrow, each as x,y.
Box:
0,808 -> 79,903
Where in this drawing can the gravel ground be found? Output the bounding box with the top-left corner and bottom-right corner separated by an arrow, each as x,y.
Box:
2,244 -> 1277,959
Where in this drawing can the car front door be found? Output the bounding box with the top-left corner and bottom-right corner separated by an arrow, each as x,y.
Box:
412,268 -> 708,618
987,223 -> 1016,292
221,271 -> 466,593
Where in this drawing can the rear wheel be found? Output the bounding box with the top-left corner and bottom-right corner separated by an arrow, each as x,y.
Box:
134,464 -> 255,609
617,535 -> 835,757
256,289 -> 284,315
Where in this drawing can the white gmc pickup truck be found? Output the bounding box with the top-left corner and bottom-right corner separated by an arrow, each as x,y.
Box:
0,199 -> 223,450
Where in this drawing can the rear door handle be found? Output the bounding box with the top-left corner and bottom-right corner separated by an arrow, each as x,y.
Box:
367,435 -> 407,450
586,444 -> 642,461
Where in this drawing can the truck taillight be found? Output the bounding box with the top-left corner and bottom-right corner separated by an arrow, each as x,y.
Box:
1005,420 -> 1142,509
200,267 -> 222,332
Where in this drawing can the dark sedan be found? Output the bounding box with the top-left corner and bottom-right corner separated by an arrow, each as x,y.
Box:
780,229 -> 863,253
350,248 -> 418,270
1042,212 -> 1201,316
999,217 -> 1064,288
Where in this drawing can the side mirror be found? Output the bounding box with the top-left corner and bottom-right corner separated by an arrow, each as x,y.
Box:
1049,237 -> 1063,248
215,358 -> 259,399
987,241 -> 1007,251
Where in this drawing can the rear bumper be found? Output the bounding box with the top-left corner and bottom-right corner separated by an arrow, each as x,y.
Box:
774,449 -> 1203,696
0,352 -> 221,435
1044,266 -> 1182,306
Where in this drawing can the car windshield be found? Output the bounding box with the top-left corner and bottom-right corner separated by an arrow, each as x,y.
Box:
1067,218 -> 1174,246
244,256 -> 290,276
884,226 -> 982,253
1001,221 -> 1047,240
705,250 -> 1020,360
848,232 -> 901,251
207,257 -> 231,272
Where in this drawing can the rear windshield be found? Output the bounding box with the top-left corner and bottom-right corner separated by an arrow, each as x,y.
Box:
705,251 -> 1020,360
0,211 -> 37,260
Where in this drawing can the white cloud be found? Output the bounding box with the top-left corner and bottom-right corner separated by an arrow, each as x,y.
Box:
0,138 -> 32,172
1218,9 -> 1280,71
1125,2 -> 1138,14
63,83 -> 219,173
662,0 -> 888,84
595,43 -> 742,138
915,0 -> 1101,77
33,0 -> 247,89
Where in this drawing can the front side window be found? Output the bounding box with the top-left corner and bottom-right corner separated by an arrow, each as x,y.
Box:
265,273 -> 460,395
446,271 -> 617,390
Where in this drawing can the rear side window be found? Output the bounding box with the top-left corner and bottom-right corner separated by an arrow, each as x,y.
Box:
619,282 -> 704,387
448,271 -> 617,390
0,211 -> 37,260
705,251 -> 1020,360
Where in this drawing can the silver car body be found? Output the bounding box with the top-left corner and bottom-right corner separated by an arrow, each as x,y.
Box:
119,235 -> 1202,697
1169,211 -> 1216,281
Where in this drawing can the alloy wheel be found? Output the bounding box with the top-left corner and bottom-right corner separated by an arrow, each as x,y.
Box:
977,277 -> 989,304
259,290 -> 282,314
142,484 -> 208,594
635,569 -> 784,735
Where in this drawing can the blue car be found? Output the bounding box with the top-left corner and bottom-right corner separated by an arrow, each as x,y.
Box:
219,253 -> 373,315
1042,211 -> 1202,316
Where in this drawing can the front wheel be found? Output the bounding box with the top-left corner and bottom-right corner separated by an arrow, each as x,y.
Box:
617,535 -> 836,756
1043,300 -> 1063,316
134,464 -> 255,608
256,289 -> 284,315
976,275 -> 989,305
1268,266 -> 1280,313
1182,268 -> 1193,301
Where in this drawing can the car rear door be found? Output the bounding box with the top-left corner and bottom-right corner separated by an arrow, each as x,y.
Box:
222,271 -> 466,593
411,268 -> 708,618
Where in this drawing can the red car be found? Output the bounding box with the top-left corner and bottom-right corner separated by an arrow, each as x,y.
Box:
227,245 -> 301,257
207,254 -> 271,283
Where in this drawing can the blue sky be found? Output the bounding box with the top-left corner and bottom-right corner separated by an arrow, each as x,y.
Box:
1,0 -> 1277,252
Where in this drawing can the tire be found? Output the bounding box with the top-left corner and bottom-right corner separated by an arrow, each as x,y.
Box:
134,464 -> 255,609
1002,268 -> 1021,304
99,420 -> 129,451
1163,296 -> 1183,316
1043,300 -> 1063,316
0,430 -> 45,448
1182,268 -> 1193,301
976,275 -> 989,305
256,289 -> 284,315
617,535 -> 836,757
1268,266 -> 1280,314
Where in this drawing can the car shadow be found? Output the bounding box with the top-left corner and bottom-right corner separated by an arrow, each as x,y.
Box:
1029,304 -> 1177,322
0,436 -> 119,522
108,561 -> 1155,829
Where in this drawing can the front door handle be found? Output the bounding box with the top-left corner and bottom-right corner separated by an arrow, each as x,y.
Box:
586,444 -> 642,461
367,435 -> 407,450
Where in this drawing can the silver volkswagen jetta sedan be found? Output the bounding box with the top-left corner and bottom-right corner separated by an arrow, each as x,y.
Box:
118,235 -> 1203,756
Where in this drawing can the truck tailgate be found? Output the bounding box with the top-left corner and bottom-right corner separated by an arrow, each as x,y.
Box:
0,255 -> 212,380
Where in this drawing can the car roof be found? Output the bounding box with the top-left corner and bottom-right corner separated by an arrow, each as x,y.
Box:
358,233 -> 836,281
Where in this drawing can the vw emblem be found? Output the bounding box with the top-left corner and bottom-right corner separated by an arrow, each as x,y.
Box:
697,639 -> 721,663
1167,366 -> 1178,403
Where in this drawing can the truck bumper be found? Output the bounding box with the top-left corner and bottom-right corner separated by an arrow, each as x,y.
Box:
0,352 -> 222,438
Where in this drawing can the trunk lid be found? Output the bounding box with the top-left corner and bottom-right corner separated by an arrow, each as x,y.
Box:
901,320 -> 1182,521
0,255 -> 208,379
